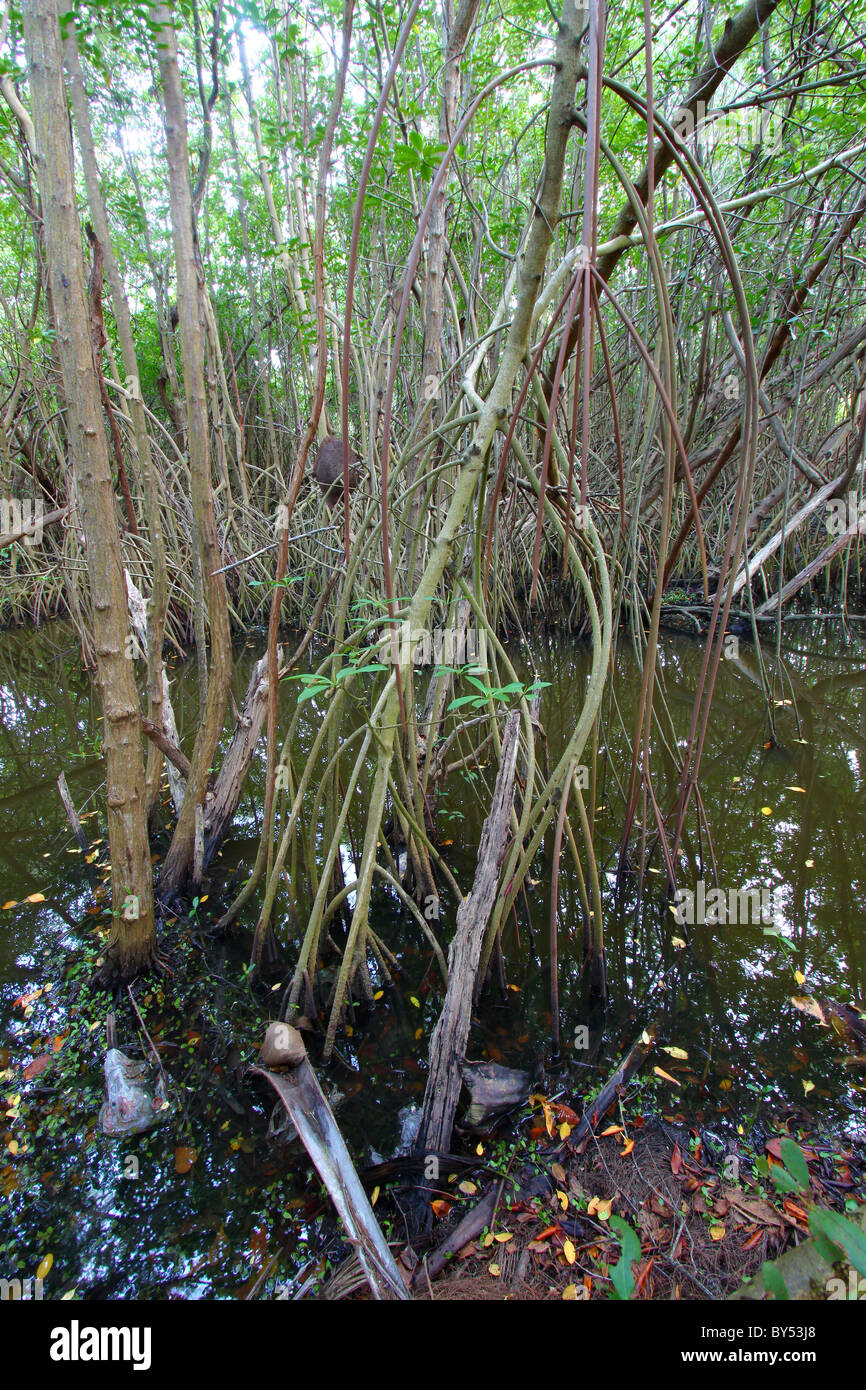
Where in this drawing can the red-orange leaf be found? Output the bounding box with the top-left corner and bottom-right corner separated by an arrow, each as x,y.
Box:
24,1054 -> 52,1081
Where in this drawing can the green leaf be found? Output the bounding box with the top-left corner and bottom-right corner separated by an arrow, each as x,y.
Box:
770,1166 -> 800,1194
808,1209 -> 866,1277
608,1215 -> 640,1300
779,1138 -> 810,1192
464,674 -> 489,693
761,1260 -> 789,1300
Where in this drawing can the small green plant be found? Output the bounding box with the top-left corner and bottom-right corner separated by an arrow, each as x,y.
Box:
447,674 -> 550,713
608,1215 -> 641,1300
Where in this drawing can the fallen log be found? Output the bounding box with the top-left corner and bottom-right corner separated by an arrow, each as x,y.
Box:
0,503 -> 67,549
251,1022 -> 408,1301
756,528 -> 856,616
412,1181 -> 504,1289
550,1022 -> 658,1156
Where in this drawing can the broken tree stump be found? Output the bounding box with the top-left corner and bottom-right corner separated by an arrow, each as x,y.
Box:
252,1022 -> 408,1301
416,711 -> 521,1158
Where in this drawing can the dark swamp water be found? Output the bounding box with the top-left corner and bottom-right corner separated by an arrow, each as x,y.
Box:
0,617 -> 864,1298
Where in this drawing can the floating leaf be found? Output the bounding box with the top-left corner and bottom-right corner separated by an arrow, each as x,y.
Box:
174,1146 -> 196,1174
23,1054 -> 51,1081
654,1066 -> 680,1086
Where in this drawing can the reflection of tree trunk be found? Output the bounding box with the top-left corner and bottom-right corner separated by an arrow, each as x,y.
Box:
23,0 -> 155,980
151,2 -> 232,901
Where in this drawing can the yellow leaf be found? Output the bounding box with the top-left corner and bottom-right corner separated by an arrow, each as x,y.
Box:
61,1289 -> 76,1300
483,1232 -> 494,1247
803,1079 -> 815,1096
709,1225 -> 726,1242
174,1146 -> 196,1174
793,970 -> 806,986
785,786 -> 806,794
563,1239 -> 576,1265
559,1121 -> 572,1140
25,893 -> 46,903
7,1140 -> 18,1155
373,990 -> 383,1000
805,859 -> 815,868
475,1143 -> 484,1157
2,901 -> 18,910
530,1092 -> 555,1137
596,1199 -> 613,1222
562,1283 -> 579,1300
409,996 -> 420,1008
661,1046 -> 689,1060
371,1186 -> 379,1206
459,1180 -> 476,1196
671,936 -> 686,949
36,1253 -> 53,1280
601,1125 -> 623,1137
494,1232 -> 513,1243
556,1190 -> 569,1211
620,1139 -> 635,1157
414,1027 -> 423,1040
760,806 -> 773,816
720,1078 -> 733,1091
791,994 -> 823,1020
488,1263 -> 501,1277
654,1066 -> 680,1085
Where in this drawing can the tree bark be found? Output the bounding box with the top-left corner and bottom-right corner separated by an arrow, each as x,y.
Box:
150,1 -> 233,901
416,711 -> 520,1156
64,23 -> 170,824
23,0 -> 155,981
